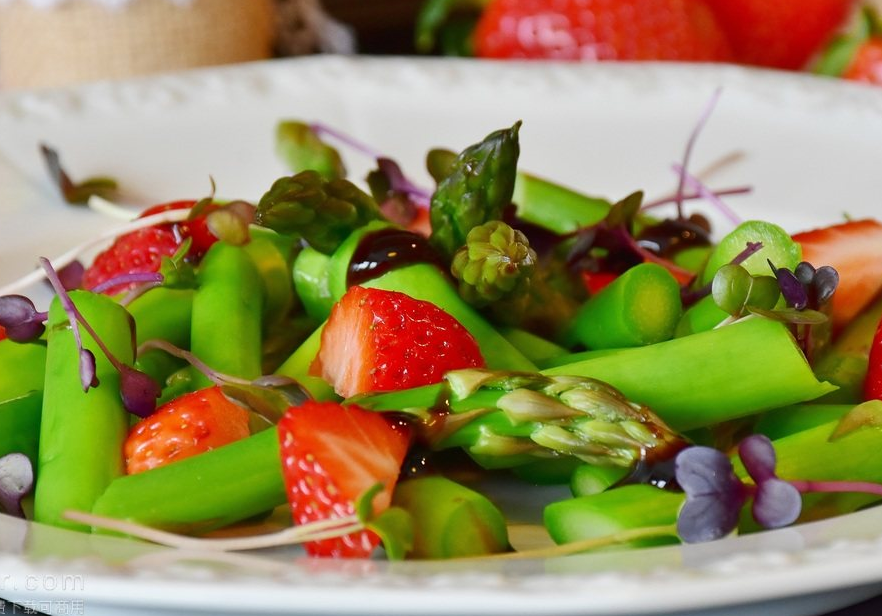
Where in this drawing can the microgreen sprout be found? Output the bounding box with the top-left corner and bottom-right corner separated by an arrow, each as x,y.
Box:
674,87 -> 722,220
675,429 -> 882,543
40,143 -> 118,205
137,339 -> 310,422
671,163 -> 743,227
40,257 -> 161,416
0,453 -> 34,519
0,294 -> 47,342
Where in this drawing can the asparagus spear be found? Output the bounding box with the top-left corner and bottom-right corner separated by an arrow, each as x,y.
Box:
189,242 -> 264,390
275,121 -> 346,181
255,171 -> 382,254
34,291 -> 133,530
429,123 -> 521,260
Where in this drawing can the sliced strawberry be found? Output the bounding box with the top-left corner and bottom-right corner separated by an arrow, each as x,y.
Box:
278,400 -> 411,558
81,226 -> 181,295
0,325 -> 6,341
843,38 -> 882,84
581,270 -> 618,295
124,386 -> 251,474
139,199 -> 219,259
793,219 -> 882,331
864,316 -> 882,400
313,286 -> 485,398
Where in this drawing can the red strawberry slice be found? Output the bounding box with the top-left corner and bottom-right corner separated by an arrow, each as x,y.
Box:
124,386 -> 251,474
81,226 -> 181,295
793,219 -> 882,332
0,325 -> 6,341
473,0 -> 733,61
313,286 -> 485,398
278,400 -> 411,558
843,39 -> 882,84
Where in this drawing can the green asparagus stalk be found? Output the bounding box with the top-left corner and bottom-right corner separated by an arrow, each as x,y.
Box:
512,172 -> 611,234
569,463 -> 631,496
392,475 -> 509,559
34,291 -> 133,531
698,220 -> 801,285
90,426 -> 285,532
0,338 -> 47,400
189,242 -> 263,390
567,262 -> 682,349
292,246 -> 334,321
499,327 -> 569,365
429,123 -> 521,260
0,391 -> 42,466
127,288 -> 193,384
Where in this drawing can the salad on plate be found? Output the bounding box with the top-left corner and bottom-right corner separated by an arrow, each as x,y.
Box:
2,94 -> 882,564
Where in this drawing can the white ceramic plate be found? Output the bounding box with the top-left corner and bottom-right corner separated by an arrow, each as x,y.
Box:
1,57 -> 882,616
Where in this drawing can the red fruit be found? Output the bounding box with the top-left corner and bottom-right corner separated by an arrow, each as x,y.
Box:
843,38 -> 882,84
0,325 -> 6,341
864,317 -> 882,400
581,271 -> 618,295
313,286 -> 485,398
473,0 -> 733,61
793,219 -> 882,331
140,200 -> 219,259
124,386 -> 251,474
81,226 -> 180,295
704,0 -> 856,69
278,400 -> 411,558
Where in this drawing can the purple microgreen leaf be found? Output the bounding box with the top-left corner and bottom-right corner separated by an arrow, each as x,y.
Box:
79,349 -> 99,390
0,453 -> 34,518
0,294 -> 47,342
57,260 -> 85,291
40,143 -> 118,205
206,200 -> 255,246
376,157 -> 432,205
119,365 -> 160,418
674,446 -> 748,543
737,434 -> 777,483
813,265 -> 839,305
768,260 -> 808,310
674,88 -> 722,219
751,478 -> 802,529
794,261 -> 816,286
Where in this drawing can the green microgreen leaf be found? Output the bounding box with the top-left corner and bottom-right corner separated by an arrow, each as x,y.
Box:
354,483 -> 414,561
158,239 -> 197,289
40,143 -> 119,205
206,201 -> 255,246
605,191 -> 644,230
748,306 -> 829,325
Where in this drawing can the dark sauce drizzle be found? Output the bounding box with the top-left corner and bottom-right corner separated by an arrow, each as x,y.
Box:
347,228 -> 445,288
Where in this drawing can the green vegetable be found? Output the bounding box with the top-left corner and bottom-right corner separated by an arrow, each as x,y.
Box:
429,123 -> 521,260
512,172 -> 610,234
34,291 -> 133,531
569,463 -> 630,496
392,476 -> 509,559
255,171 -> 381,254
0,391 -> 42,466
568,263 -> 682,349
0,338 -> 47,400
275,121 -> 346,180
699,220 -> 801,286
292,246 -> 334,321
91,427 -> 285,532
190,242 -> 263,390
451,220 -> 536,307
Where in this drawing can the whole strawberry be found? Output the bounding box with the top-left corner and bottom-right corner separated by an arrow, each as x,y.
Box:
473,0 -> 733,61
704,0 -> 857,69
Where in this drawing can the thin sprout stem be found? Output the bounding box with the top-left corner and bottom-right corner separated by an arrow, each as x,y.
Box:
63,510 -> 364,552
672,164 -> 742,227
0,209 -> 191,296
310,122 -> 384,160
790,480 -> 882,497
465,524 -> 679,561
642,186 -> 751,210
136,338 -> 261,387
675,88 -> 723,219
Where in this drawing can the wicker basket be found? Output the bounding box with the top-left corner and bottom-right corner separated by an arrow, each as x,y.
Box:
0,0 -> 276,89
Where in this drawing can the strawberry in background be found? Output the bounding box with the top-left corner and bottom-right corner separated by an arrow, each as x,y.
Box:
703,0 -> 857,69
815,5 -> 882,84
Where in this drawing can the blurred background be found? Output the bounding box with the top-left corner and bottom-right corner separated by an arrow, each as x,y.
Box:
0,0 -> 881,90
